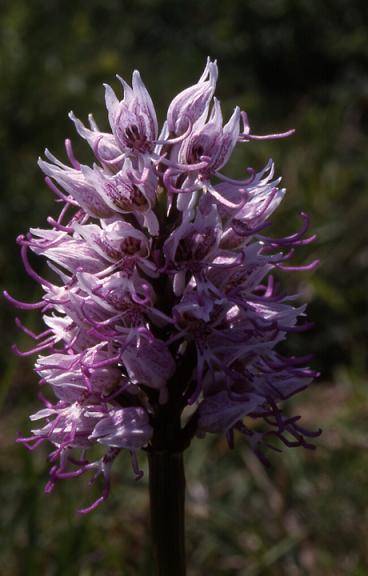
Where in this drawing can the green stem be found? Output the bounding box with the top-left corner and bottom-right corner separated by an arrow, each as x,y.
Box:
149,450 -> 186,576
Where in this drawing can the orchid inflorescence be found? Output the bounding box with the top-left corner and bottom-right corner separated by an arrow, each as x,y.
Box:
6,59 -> 320,513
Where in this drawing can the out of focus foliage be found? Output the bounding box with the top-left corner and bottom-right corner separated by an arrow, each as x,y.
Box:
1,1 -> 368,575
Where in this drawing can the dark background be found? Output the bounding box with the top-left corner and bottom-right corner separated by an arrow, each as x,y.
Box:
1,1 -> 368,574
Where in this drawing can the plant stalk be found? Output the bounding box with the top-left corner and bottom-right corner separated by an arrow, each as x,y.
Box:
149,450 -> 186,576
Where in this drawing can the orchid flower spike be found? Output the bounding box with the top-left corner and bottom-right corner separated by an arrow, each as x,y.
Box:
6,60 -> 319,513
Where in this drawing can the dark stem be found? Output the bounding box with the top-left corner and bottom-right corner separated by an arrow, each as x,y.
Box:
149,450 -> 186,576
146,340 -> 196,575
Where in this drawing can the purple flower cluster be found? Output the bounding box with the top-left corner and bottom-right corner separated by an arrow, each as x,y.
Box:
6,60 -> 320,513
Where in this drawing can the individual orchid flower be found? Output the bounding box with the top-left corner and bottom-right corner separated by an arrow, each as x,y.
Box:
38,152 -> 115,218
81,159 -> 159,235
104,70 -> 158,155
68,111 -> 124,170
177,98 -> 240,174
90,407 -> 153,450
163,203 -> 222,295
121,334 -> 175,405
167,58 -> 218,135
162,98 -> 242,213
172,98 -> 240,176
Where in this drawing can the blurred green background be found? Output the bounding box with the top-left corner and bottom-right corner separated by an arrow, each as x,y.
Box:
1,1 -> 368,574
